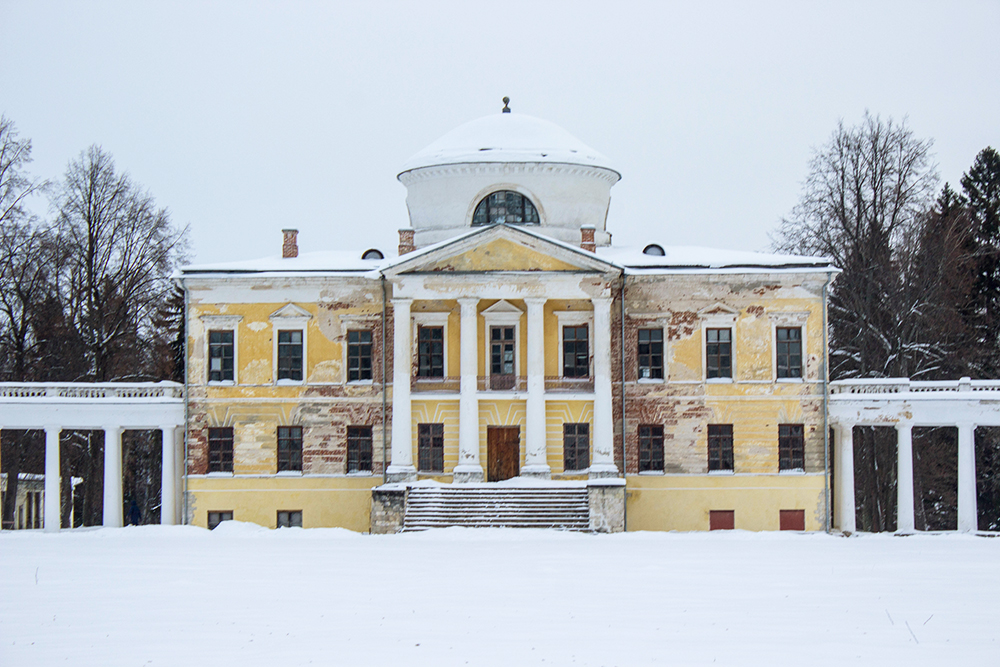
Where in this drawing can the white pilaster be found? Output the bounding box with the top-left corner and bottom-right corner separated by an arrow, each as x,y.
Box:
387,297 -> 416,482
589,296 -> 617,478
957,421 -> 978,533
522,297 -> 550,478
896,422 -> 915,533
454,297 -> 483,483
834,423 -> 856,534
103,425 -> 123,527
43,426 -> 60,531
160,426 -> 177,525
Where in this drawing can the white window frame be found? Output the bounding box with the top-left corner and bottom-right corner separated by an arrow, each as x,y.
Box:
340,314 -> 379,385
555,310 -> 593,379
270,304 -> 312,386
768,312 -> 810,383
412,311 -> 451,378
482,300 -> 523,380
635,320 -> 669,384
200,315 -> 243,386
701,312 -> 738,384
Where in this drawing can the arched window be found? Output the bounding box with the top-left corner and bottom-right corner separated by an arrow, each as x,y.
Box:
471,191 -> 540,226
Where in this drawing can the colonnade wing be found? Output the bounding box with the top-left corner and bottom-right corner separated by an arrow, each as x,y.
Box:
829,380 -> 1000,534
0,383 -> 184,531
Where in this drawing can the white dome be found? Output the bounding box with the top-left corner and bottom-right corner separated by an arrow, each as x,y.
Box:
399,112 -> 619,176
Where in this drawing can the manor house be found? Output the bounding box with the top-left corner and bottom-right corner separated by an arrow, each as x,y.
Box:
179,105 -> 836,532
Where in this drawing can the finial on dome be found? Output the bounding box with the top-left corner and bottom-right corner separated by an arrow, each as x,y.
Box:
502,96 -> 510,113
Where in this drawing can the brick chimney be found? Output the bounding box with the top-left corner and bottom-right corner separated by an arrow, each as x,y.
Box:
398,228 -> 415,256
580,226 -> 596,253
282,229 -> 298,258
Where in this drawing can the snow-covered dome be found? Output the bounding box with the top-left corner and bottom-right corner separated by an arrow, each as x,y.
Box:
399,112 -> 619,175
397,109 -> 620,250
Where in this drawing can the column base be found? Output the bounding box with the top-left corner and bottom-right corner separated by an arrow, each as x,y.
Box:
385,465 -> 417,484
452,465 -> 484,484
588,464 -> 619,479
520,465 -> 551,480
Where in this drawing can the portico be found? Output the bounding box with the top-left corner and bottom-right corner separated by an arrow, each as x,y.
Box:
830,378 -> 1000,534
383,224 -> 622,484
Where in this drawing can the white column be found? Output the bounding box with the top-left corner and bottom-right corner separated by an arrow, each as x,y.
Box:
957,421 -> 978,533
387,297 -> 416,482
43,426 -> 60,531
590,296 -> 618,478
896,422 -> 915,533
160,426 -> 177,525
523,297 -> 550,478
454,297 -> 483,483
103,425 -> 123,527
834,423 -> 856,534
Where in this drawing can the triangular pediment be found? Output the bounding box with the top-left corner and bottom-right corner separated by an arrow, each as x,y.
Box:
269,303 -> 313,320
698,302 -> 739,317
481,299 -> 523,315
383,224 -> 620,277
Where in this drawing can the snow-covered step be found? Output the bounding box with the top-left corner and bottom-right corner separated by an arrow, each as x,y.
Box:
401,486 -> 591,532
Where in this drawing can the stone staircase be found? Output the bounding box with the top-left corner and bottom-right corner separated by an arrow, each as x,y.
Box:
401,485 -> 591,532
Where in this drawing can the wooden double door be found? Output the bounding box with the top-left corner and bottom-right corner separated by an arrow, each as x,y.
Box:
487,426 -> 520,481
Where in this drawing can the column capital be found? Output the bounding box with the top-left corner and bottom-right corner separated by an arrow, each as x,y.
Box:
457,296 -> 479,306
524,296 -> 547,307
391,296 -> 412,305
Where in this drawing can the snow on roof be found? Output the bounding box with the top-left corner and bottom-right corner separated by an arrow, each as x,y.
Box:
399,112 -> 618,176
598,244 -> 836,271
181,249 -> 394,276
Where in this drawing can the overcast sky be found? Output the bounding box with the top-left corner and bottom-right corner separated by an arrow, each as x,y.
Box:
2,1 -> 998,265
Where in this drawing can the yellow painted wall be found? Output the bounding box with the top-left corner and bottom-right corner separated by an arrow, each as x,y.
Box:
427,238 -> 582,272
626,473 -> 826,531
546,400 -> 593,476
187,475 -> 379,531
410,400 -> 459,475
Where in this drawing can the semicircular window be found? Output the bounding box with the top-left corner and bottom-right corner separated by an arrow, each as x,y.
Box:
471,191 -> 540,226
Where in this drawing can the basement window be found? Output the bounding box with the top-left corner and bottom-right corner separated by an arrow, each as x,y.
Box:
207,511 -> 233,530
277,510 -> 302,528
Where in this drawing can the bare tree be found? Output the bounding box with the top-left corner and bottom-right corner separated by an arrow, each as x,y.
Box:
0,116 -> 46,228
55,146 -> 186,381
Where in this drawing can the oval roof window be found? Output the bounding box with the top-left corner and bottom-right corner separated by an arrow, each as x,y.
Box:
362,249 -> 384,260
643,244 -> 665,256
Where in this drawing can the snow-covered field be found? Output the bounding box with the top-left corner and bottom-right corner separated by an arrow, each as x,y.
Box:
1,525 -> 997,666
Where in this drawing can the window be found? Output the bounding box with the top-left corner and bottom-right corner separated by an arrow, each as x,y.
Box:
417,326 -> 444,377
563,423 -> 590,471
706,328 -> 732,379
208,330 -> 234,382
347,426 -> 373,473
471,190 -> 540,226
562,326 -> 589,378
417,423 -> 444,472
490,326 -> 516,389
709,510 -> 735,531
776,327 -> 802,379
277,510 -> 302,528
207,511 -> 233,530
277,330 -> 303,381
638,425 -> 664,472
778,424 -> 805,471
708,424 -> 734,472
637,329 -> 664,380
277,426 -> 302,472
208,427 -> 234,473
780,509 -> 805,531
347,330 -> 373,382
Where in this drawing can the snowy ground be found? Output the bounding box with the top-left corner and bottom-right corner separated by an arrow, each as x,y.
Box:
1,525 -> 997,666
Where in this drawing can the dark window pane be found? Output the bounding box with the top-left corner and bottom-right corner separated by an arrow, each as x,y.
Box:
347,330 -> 373,382
471,190 -> 540,226
208,330 -> 235,382
490,326 -> 516,377
417,423 -> 444,472
417,327 -> 444,377
776,327 -> 802,378
277,426 -> 303,472
208,427 -> 234,473
278,330 -> 304,381
637,329 -> 664,380
706,328 -> 732,379
208,511 -> 233,529
277,510 -> 302,528
347,426 -> 373,473
638,424 -> 664,472
563,423 -> 590,471
779,423 -> 805,470
563,326 -> 589,378
708,424 -> 734,471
